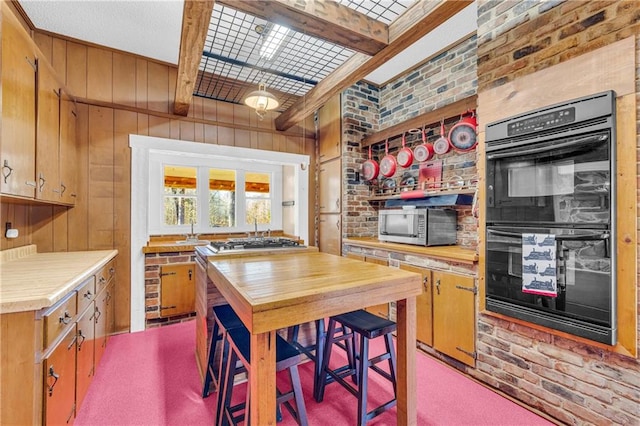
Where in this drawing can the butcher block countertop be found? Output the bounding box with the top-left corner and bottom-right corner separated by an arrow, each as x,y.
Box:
343,237 -> 478,264
0,245 -> 118,314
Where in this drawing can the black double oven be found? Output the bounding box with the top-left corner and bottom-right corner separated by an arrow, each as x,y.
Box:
484,91 -> 616,345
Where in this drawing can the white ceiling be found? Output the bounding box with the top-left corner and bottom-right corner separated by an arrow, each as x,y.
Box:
19,0 -> 477,92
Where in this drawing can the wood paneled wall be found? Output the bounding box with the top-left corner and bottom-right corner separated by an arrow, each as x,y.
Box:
1,19 -> 316,333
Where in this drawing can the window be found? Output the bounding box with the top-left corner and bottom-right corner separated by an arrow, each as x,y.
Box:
149,152 -> 283,235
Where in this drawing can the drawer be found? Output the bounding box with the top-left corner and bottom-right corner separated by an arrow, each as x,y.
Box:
43,291 -> 77,348
77,276 -> 96,314
96,259 -> 116,295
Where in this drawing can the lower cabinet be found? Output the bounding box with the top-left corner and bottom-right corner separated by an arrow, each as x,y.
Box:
160,263 -> 195,317
318,213 -> 341,255
400,264 -> 433,346
432,270 -> 476,367
76,304 -> 96,410
346,253 -> 390,319
43,324 -> 77,425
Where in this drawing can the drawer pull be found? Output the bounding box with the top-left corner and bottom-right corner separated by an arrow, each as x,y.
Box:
77,330 -> 86,349
99,277 -> 106,284
47,366 -> 59,396
83,290 -> 93,299
59,311 -> 72,325
94,306 -> 102,323
109,267 -> 115,276
435,279 -> 441,295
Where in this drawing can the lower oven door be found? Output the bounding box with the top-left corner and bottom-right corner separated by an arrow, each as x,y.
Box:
485,226 -> 616,345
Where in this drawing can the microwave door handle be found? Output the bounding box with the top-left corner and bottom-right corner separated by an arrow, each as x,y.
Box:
486,134 -> 608,160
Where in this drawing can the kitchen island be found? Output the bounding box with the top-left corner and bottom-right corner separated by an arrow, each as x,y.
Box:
207,251 -> 422,425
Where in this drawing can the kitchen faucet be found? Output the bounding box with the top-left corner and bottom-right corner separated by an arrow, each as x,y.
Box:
184,221 -> 199,242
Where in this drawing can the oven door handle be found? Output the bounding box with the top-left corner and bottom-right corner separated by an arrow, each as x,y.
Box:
555,232 -> 610,241
487,229 -> 522,238
486,133 -> 608,160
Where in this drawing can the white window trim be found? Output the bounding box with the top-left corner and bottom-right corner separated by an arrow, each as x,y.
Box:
129,135 -> 310,332
150,154 -> 283,234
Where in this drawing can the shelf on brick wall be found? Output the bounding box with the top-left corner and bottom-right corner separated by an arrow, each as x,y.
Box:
366,187 -> 476,208
361,95 -> 478,148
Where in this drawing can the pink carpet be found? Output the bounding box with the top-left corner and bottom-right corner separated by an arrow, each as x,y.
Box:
75,320 -> 553,425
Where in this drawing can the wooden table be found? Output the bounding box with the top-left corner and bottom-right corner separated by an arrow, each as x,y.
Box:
208,251 -> 422,425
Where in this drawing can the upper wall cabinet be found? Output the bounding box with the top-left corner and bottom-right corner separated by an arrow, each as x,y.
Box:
59,91 -> 78,205
318,94 -> 341,162
36,62 -> 62,202
1,8 -> 37,198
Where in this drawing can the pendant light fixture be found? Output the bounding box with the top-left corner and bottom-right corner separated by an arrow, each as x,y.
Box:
244,81 -> 279,120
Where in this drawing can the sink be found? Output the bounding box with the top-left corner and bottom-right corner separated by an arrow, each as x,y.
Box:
174,240 -> 209,245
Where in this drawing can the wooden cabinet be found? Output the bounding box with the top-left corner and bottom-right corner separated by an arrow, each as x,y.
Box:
95,260 -> 116,368
160,263 -> 195,317
319,158 -> 341,213
318,214 -> 341,255
43,324 -> 77,425
36,63 -> 62,202
1,7 -> 37,198
400,264 -> 433,346
432,271 -> 476,366
318,94 -> 341,161
59,91 -> 78,204
345,253 -> 390,319
76,303 -> 96,410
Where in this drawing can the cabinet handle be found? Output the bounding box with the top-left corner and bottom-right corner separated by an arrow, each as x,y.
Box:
83,290 -> 93,299
2,160 -> 13,183
188,269 -> 193,280
99,277 -> 106,284
47,366 -> 59,397
335,198 -> 340,210
435,279 -> 441,295
38,173 -> 46,192
423,276 -> 429,291
77,330 -> 86,349
109,267 -> 115,276
59,311 -> 72,325
94,306 -> 102,323
335,219 -> 340,230
60,182 -> 66,195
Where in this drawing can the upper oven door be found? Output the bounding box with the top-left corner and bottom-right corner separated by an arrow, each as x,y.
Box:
486,130 -> 612,227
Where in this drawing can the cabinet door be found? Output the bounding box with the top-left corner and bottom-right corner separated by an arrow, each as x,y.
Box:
1,11 -> 37,197
432,271 -> 476,367
194,258 -> 209,379
363,257 -> 389,319
318,94 -> 341,161
401,264 -> 432,346
94,290 -> 107,369
36,63 -> 61,202
59,91 -> 78,205
319,158 -> 341,213
318,213 -> 341,255
76,305 -> 95,410
160,263 -> 196,317
43,325 -> 76,425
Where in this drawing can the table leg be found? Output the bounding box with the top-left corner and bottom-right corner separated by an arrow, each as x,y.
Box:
250,330 -> 276,425
395,297 -> 417,426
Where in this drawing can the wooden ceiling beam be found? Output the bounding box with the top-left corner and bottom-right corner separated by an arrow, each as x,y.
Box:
173,0 -> 215,116
217,0 -> 388,56
275,0 -> 473,131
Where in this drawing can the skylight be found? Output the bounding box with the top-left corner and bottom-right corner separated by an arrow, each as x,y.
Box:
259,25 -> 289,60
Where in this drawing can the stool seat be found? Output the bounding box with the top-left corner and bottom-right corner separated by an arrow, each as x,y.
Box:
332,310 -> 396,339
213,304 -> 244,330
228,327 -> 302,369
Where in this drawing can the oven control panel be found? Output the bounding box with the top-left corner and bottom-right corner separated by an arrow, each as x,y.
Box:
507,107 -> 575,136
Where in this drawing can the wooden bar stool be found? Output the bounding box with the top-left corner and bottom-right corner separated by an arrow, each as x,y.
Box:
317,310 -> 397,426
217,326 -> 309,426
202,304 -> 244,398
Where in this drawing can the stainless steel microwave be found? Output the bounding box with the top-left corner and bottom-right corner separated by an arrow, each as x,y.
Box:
378,208 -> 457,246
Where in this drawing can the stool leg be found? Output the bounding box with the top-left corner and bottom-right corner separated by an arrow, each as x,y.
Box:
203,320 -> 220,397
216,339 -> 235,426
316,318 -> 337,402
289,364 -> 309,426
385,333 -> 398,397
312,319 -> 325,401
356,333 -> 369,426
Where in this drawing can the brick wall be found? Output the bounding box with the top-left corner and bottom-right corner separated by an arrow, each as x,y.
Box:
144,251 -> 197,327
475,1 -> 640,424
341,36 -> 480,250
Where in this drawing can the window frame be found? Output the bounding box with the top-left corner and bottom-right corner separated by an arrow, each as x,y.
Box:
150,153 -> 283,235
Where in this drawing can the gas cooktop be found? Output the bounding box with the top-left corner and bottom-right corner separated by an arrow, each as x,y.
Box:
209,237 -> 302,253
